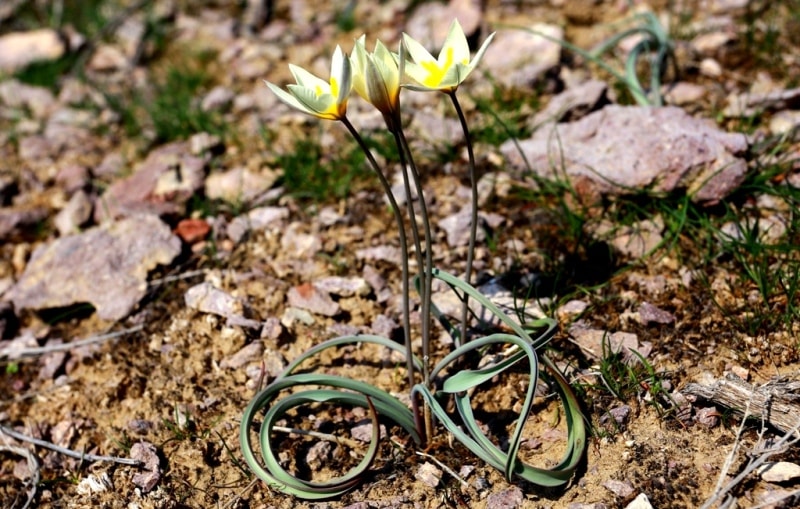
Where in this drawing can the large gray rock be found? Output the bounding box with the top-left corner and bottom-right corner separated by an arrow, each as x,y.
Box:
0,29 -> 66,73
95,141 -> 206,222
481,23 -> 563,89
7,214 -> 180,321
501,105 -> 748,203
530,79 -> 609,127
0,79 -> 56,119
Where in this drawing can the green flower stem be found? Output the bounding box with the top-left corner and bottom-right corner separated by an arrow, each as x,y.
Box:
340,115 -> 425,442
391,122 -> 434,442
386,110 -> 429,442
395,127 -> 433,385
448,90 -> 477,347
388,123 -> 426,311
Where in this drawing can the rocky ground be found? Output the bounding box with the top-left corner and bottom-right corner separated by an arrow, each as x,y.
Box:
1,0 -> 800,508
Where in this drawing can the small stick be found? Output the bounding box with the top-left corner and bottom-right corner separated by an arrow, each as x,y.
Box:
0,325 -> 144,360
703,398 -> 753,509
701,418 -> 800,509
271,425 -> 365,450
148,269 -> 207,286
0,444 -> 40,509
220,478 -> 258,509
415,451 -> 469,489
0,423 -> 143,467
748,487 -> 800,509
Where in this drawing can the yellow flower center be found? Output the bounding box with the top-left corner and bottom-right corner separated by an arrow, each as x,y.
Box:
330,77 -> 340,98
314,77 -> 339,99
421,46 -> 454,87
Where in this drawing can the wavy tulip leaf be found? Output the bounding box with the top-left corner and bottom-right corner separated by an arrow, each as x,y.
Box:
280,333 -> 423,378
422,269 -> 586,486
426,268 -> 558,350
439,333 -> 532,393
240,373 -> 422,500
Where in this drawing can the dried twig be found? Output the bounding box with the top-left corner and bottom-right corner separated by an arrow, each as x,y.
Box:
220,478 -> 258,509
415,451 -> 469,489
0,444 -> 41,509
700,417 -> 800,508
271,425 -> 365,450
748,487 -> 800,509
0,325 -> 144,361
702,398 -> 755,509
683,374 -> 800,434
690,374 -> 800,508
0,423 -> 143,467
148,269 -> 208,287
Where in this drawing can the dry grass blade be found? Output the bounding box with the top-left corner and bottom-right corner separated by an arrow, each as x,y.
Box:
0,325 -> 144,361
0,423 -> 143,467
0,443 -> 41,509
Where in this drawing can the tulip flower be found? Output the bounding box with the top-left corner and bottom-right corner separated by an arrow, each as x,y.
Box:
350,36 -> 404,128
402,19 -> 495,92
265,45 -> 352,120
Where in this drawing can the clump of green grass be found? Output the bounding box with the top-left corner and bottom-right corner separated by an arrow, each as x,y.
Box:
702,203 -> 800,335
11,0 -> 146,89
11,0 -> 107,90
146,65 -> 226,143
13,55 -> 80,90
517,133 -> 800,337
9,0 -> 111,36
101,61 -> 226,143
598,344 -> 673,414
276,136 -> 374,202
471,80 -> 539,146
335,0 -> 357,32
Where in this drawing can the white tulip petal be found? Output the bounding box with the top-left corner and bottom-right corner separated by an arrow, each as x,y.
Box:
266,81 -> 312,114
442,19 -> 470,66
289,65 -> 329,95
350,38 -> 370,100
397,39 -> 405,80
402,33 -> 436,65
331,46 -> 346,79
470,32 -> 496,70
337,57 -> 352,105
402,61 -> 430,87
287,84 -> 329,114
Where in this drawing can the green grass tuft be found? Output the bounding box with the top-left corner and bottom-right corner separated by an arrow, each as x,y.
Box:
277,136 -> 374,203
147,65 -> 226,143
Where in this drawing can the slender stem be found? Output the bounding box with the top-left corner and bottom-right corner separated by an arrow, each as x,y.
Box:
384,110 -> 433,437
340,116 -> 424,444
395,128 -> 433,385
390,129 -> 425,305
391,123 -> 434,442
448,91 -> 477,347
